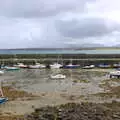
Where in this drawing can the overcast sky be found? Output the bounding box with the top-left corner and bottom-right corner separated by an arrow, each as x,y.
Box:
0,0 -> 120,48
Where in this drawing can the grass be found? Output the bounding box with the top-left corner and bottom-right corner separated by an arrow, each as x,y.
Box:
2,86 -> 36,101
0,115 -> 24,120
93,86 -> 120,98
73,79 -> 90,83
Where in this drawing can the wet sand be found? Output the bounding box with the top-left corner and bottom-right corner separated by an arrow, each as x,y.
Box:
0,68 -> 120,117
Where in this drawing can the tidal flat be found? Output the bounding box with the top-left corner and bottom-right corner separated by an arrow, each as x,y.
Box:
0,68 -> 120,119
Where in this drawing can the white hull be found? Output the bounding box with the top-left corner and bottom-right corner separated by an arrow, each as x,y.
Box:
14,63 -> 28,68
82,65 -> 95,69
50,63 -> 63,69
50,74 -> 66,79
29,64 -> 46,69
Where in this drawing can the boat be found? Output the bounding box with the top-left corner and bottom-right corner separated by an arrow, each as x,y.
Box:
64,63 -> 80,69
109,70 -> 120,78
50,63 -> 63,69
98,64 -> 111,68
14,63 -> 28,68
4,66 -> 20,71
50,74 -> 66,79
28,63 -> 46,69
82,65 -> 95,69
63,59 -> 80,69
0,97 -> 8,104
113,63 -> 120,68
0,80 -> 8,104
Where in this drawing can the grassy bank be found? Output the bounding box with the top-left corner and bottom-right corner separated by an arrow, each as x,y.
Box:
0,54 -> 120,65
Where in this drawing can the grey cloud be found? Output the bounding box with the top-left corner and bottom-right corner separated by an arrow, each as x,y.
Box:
0,0 -> 94,18
56,17 -> 120,39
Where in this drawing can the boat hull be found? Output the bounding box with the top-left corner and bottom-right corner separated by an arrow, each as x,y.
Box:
5,67 -> 20,71
0,98 -> 8,104
63,65 -> 80,69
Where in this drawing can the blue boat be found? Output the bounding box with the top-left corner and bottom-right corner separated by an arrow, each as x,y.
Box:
0,80 -> 8,104
98,64 -> 111,68
0,98 -> 8,104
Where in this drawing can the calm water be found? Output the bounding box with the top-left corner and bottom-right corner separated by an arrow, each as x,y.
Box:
1,49 -> 120,54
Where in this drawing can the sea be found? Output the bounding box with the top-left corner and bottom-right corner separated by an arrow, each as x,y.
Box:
0,49 -> 120,54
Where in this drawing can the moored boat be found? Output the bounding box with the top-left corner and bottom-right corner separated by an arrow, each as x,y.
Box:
14,63 -> 28,68
50,63 -> 63,69
109,70 -> 120,78
28,63 -> 46,69
98,64 -> 111,68
0,97 -> 8,104
50,74 -> 66,79
63,63 -> 80,69
113,63 -> 120,68
82,65 -> 95,69
4,66 -> 20,71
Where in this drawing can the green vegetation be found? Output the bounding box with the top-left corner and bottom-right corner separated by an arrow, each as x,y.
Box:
24,102 -> 120,120
73,79 -> 90,83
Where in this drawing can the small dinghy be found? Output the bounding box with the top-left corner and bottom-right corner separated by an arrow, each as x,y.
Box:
14,63 -> 28,68
0,98 -> 8,104
82,65 -> 95,69
64,64 -> 80,69
5,66 -> 20,71
28,63 -> 46,69
50,74 -> 66,79
109,71 -> 120,78
50,63 -> 63,69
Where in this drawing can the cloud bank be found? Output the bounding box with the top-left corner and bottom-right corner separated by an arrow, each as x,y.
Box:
0,0 -> 120,48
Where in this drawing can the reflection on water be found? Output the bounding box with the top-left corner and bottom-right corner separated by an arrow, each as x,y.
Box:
0,69 -> 107,96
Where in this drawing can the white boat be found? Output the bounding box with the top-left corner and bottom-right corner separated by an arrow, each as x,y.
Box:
29,63 -> 46,69
82,65 -> 95,69
14,63 -> 28,68
50,63 -> 63,69
50,74 -> 66,79
109,70 -> 120,78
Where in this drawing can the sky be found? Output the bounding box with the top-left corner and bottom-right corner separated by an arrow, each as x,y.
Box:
0,0 -> 120,48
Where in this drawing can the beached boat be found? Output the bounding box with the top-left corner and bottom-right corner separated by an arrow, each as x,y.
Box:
109,70 -> 120,78
64,63 -> 80,69
98,64 -> 111,68
63,59 -> 80,69
113,63 -> 120,68
82,65 -> 95,69
14,63 -> 28,68
4,66 -> 20,71
28,63 -> 46,69
0,97 -> 8,104
50,74 -> 66,79
50,63 -> 63,69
